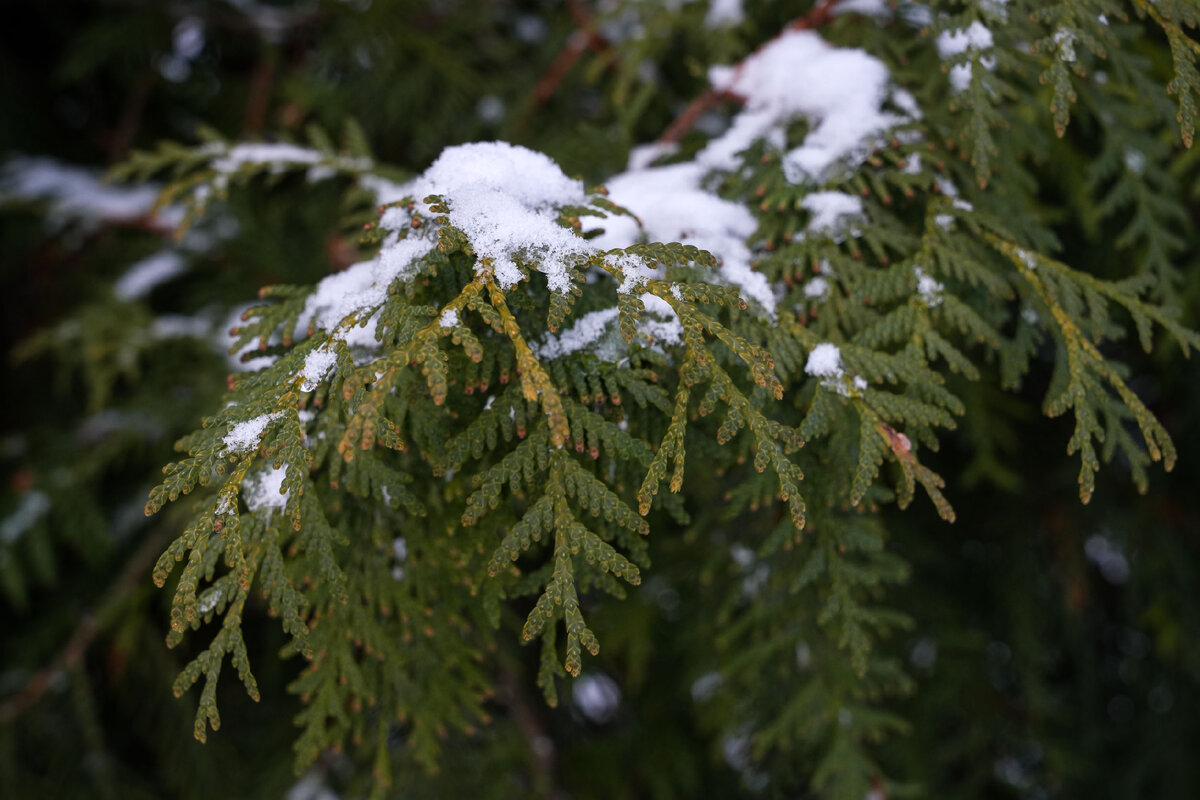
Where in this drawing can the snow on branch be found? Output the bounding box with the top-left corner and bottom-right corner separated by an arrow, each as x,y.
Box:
0,157 -> 182,231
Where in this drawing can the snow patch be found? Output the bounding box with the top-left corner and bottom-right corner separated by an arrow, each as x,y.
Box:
198,587 -> 223,615
150,314 -> 213,340
805,343 -> 844,378
537,308 -> 621,361
705,0 -> 744,28
300,346 -> 338,391
210,142 -> 369,176
806,342 -> 865,396
413,142 -> 590,292
1,491 -> 50,545
801,191 -> 864,239
914,266 -> 944,307
803,276 -> 830,299
585,163 -> 775,314
1,157 -> 181,230
1124,148 -> 1146,175
243,466 -> 289,512
223,411 -> 283,453
705,31 -> 911,183
114,251 -> 187,300
936,21 -> 995,93
573,673 -> 622,724
1053,28 -> 1077,63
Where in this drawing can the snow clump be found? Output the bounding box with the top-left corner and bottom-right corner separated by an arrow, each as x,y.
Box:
936,21 -> 995,93
223,411 -> 284,453
706,30 -> 915,183
243,466 -> 289,513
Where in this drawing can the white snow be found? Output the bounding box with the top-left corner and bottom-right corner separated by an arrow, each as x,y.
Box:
1124,148 -> 1146,175
114,251 -> 188,300
223,411 -> 283,453
150,314 -> 213,340
1,157 -> 181,229
439,308 -> 459,328
358,174 -> 410,205
691,671 -> 722,701
198,587 -> 223,614
612,254 -> 660,294
627,142 -> 678,171
243,465 -> 289,512
573,673 -> 622,724
475,95 -> 506,124
805,343 -> 844,378
585,163 -> 775,314
937,21 -> 995,59
211,143 -> 316,173
537,307 -> 620,361
834,0 -> 893,19
800,191 -> 864,239
936,22 -> 995,93
914,266 -> 944,306
300,234 -> 433,341
300,345 -> 338,391
705,30 -> 912,183
638,293 -> 684,347
803,276 -> 830,299
414,142 -> 590,291
1,491 -> 50,544
209,142 -> 371,179
1084,533 -> 1130,584
285,771 -> 339,800
705,0 -> 744,28
1053,28 -> 1077,63
314,143 -> 592,334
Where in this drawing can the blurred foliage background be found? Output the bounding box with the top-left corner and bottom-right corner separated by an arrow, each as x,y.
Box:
1,1 -> 1198,797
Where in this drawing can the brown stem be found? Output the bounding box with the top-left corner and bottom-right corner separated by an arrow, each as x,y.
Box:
243,48 -> 278,137
788,0 -> 844,32
108,70 -> 156,164
0,525 -> 173,725
496,666 -> 557,796
528,0 -> 616,109
531,31 -> 592,107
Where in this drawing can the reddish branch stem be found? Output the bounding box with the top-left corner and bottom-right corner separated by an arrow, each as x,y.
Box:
657,0 -> 846,145
532,31 -> 593,106
529,0 -> 615,108
0,526 -> 171,725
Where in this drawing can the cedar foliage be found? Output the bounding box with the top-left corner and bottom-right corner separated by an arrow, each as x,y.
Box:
3,1 -> 1200,798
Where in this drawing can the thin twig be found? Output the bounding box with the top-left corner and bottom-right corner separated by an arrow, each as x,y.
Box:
657,0 -> 846,145
496,665 -> 557,796
528,0 -> 616,108
108,70 -> 156,164
0,525 -> 173,724
244,48 -> 278,137
531,31 -> 593,106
